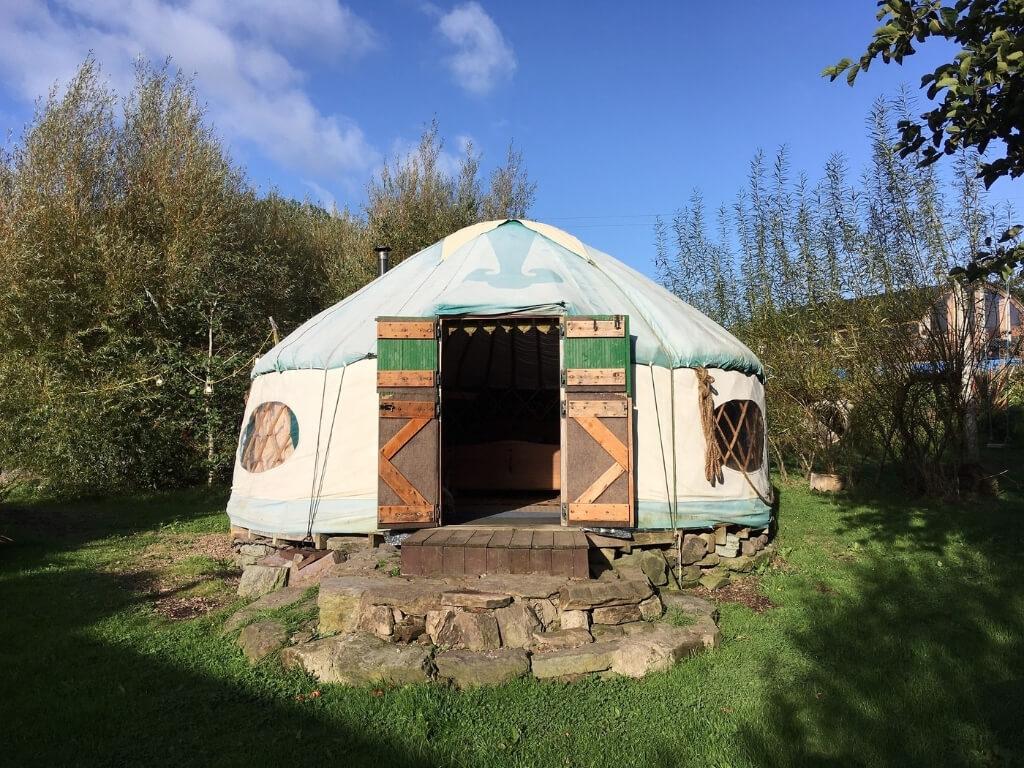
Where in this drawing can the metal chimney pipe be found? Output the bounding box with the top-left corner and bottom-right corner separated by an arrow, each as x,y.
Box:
375,245 -> 392,277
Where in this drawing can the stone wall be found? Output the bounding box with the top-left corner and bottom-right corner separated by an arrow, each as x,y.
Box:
228,569 -> 723,687
225,522 -> 777,687
595,524 -> 775,592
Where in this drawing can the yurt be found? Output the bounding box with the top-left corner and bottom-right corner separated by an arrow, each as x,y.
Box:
227,219 -> 772,538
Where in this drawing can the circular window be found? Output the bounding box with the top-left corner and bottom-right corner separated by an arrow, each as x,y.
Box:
713,399 -> 764,472
240,402 -> 299,473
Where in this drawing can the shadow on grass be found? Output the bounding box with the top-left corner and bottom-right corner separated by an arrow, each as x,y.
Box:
735,476 -> 1024,766
0,488 -> 449,768
831,448 -> 1024,555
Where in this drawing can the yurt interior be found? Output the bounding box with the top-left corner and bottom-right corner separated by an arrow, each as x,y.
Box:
439,315 -> 563,526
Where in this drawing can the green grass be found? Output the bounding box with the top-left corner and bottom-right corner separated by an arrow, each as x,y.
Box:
662,608 -> 696,628
1,467 -> 1023,767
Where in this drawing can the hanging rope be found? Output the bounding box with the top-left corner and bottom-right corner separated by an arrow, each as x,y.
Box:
648,364 -> 675,531
741,466 -> 775,507
305,370 -> 331,539
696,367 -> 775,506
306,366 -> 347,539
696,367 -> 724,486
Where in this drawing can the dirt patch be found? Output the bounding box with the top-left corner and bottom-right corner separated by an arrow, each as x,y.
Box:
185,532 -> 235,561
154,594 -> 223,620
109,531 -> 240,620
694,576 -> 776,613
137,532 -> 235,567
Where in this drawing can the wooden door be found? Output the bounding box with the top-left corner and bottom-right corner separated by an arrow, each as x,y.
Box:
377,317 -> 440,529
562,315 -> 635,528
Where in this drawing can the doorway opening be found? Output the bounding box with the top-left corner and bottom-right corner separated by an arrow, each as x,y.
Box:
440,316 -> 562,526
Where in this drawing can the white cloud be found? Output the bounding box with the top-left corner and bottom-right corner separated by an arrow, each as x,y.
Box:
437,2 -> 515,95
190,0 -> 377,56
302,179 -> 338,211
0,0 -> 380,178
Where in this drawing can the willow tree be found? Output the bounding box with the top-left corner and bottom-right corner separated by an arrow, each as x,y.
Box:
656,96 -> 1011,491
827,0 -> 1024,278
365,120 -> 536,264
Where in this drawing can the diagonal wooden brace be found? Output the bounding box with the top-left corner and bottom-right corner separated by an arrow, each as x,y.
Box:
573,415 -> 629,468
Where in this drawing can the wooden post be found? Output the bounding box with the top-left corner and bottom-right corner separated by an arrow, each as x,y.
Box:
205,301 -> 217,486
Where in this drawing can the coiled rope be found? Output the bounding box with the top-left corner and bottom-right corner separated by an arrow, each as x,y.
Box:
696,366 -> 774,507
695,367 -> 724,486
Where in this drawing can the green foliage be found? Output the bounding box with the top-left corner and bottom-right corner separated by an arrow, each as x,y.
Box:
827,0 -> 1024,277
0,58 -> 536,497
0,59 -> 365,494
657,97 -> 1017,491
365,120 -> 535,265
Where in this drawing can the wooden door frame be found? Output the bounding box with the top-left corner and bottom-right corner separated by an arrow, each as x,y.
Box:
559,314 -> 636,529
376,316 -> 440,530
559,324 -> 567,525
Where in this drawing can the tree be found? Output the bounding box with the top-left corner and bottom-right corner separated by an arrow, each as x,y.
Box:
0,58 -> 365,494
0,57 -> 540,497
825,0 -> 1024,278
365,121 -> 536,264
657,97 -> 1018,492
481,141 -> 536,220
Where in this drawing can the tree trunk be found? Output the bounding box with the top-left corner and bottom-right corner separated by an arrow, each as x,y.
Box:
206,305 -> 216,486
960,282 -> 980,463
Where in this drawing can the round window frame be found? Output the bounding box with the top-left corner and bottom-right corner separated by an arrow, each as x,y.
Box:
713,399 -> 765,473
239,401 -> 299,473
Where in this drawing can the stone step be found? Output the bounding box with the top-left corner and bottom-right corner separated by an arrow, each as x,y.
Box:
401,527 -> 589,579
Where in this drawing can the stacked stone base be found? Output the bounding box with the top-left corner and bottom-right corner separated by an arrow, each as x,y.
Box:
270,574 -> 719,687
596,525 -> 775,593
225,524 -> 779,687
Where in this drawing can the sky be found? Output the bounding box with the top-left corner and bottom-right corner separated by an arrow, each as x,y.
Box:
1,0 -> 1022,277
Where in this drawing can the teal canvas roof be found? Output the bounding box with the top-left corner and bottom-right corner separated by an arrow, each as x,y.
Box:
253,220 -> 763,378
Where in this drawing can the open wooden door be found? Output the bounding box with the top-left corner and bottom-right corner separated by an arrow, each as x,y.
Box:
562,315 -> 635,528
376,317 -> 440,529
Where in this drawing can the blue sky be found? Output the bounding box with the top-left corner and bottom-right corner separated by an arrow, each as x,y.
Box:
1,1 -> 1021,276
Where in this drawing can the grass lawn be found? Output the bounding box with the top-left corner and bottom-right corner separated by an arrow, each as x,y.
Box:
1,464 -> 1023,768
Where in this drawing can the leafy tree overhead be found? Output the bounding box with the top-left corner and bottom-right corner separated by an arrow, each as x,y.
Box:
825,0 -> 1024,278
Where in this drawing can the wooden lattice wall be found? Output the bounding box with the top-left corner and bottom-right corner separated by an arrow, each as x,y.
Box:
241,401 -> 297,473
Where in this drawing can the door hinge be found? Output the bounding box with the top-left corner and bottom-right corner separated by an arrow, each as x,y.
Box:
560,502 -> 568,523
560,399 -> 566,418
